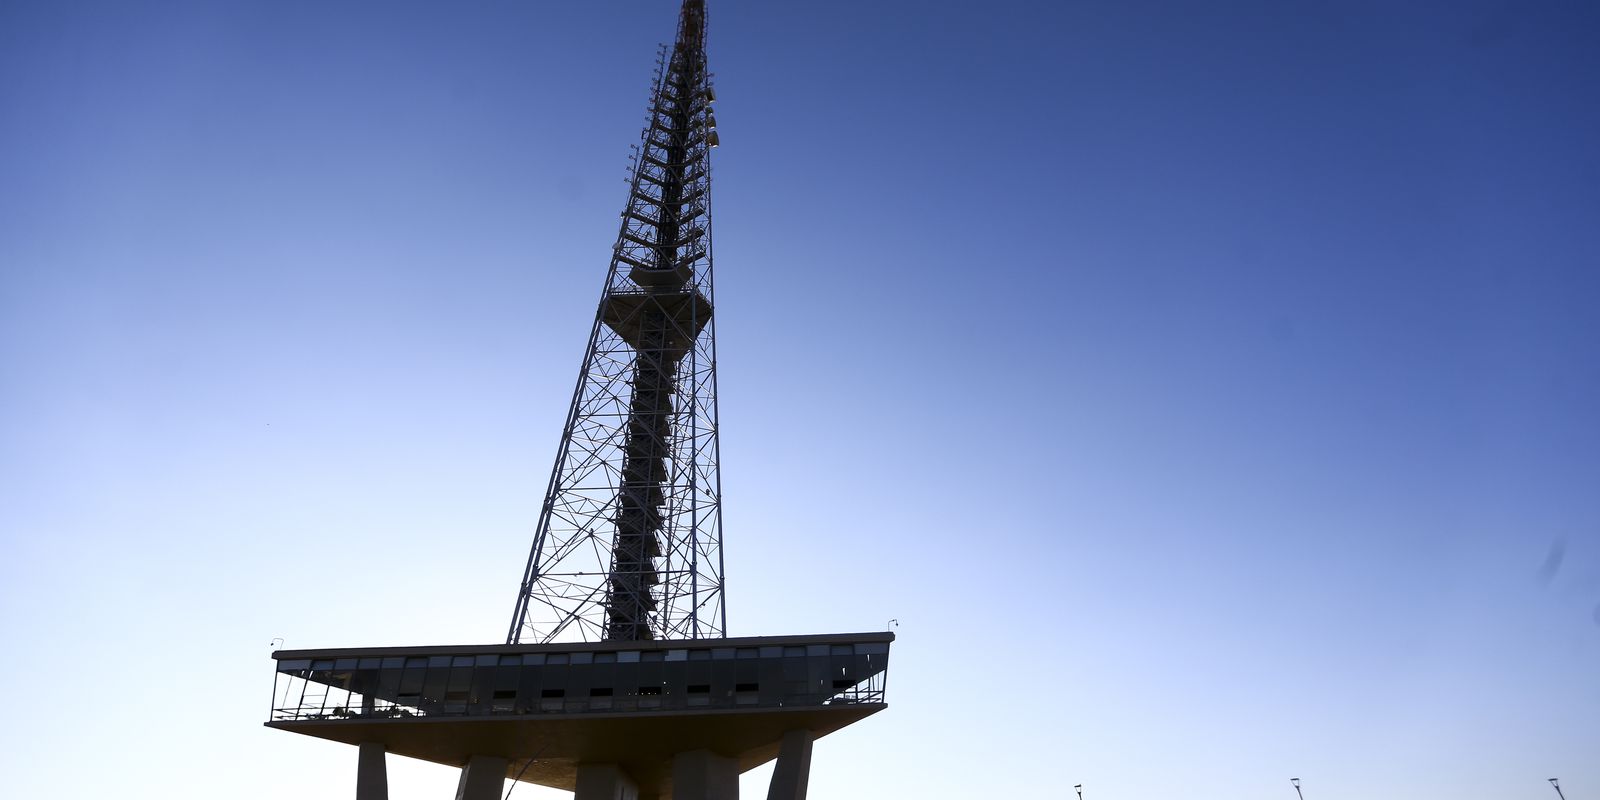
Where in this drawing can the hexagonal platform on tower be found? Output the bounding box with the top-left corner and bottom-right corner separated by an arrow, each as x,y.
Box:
266,632 -> 892,795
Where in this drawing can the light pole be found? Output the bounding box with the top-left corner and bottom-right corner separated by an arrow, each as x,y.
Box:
1291,778 -> 1304,800
1550,778 -> 1566,800
1075,784 -> 1083,800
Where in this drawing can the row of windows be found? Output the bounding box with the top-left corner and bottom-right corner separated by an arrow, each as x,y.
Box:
277,642 -> 889,674
272,648 -> 889,720
289,654 -> 882,698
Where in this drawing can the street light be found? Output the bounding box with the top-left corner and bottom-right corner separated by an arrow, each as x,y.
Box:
1550,778 -> 1566,800
1291,778 -> 1304,800
1075,784 -> 1083,800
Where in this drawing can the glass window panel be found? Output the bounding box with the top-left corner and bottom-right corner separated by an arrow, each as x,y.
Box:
499,655 -> 522,666
664,665 -> 687,695
423,669 -> 448,702
594,652 -> 616,664
335,658 -> 359,670
712,648 -> 735,659
400,668 -> 425,694
711,662 -> 735,694
686,662 -> 711,685
618,651 -> 640,663
548,654 -> 569,665
518,668 -> 543,703
358,657 -> 382,669
688,649 -> 711,661
807,658 -> 828,682
571,652 -> 593,665
279,659 -> 312,671
476,655 -> 499,667
759,646 -> 783,658
736,648 -> 759,660
452,656 -> 474,668
428,656 -> 452,668
494,666 -> 520,691
525,654 -> 546,666
806,644 -> 828,657
638,662 -> 662,685
566,667 -> 589,693
542,666 -> 568,692
666,649 -> 688,662
381,657 -> 405,669
830,645 -> 852,656
615,663 -> 639,692
379,668 -> 403,692
855,643 -> 889,655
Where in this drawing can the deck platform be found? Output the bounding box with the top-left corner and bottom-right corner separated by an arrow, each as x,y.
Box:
266,632 -> 891,796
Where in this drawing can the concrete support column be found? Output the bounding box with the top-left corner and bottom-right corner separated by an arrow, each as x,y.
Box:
765,730 -> 814,800
575,763 -> 640,800
672,749 -> 739,800
356,742 -> 388,800
454,754 -> 509,800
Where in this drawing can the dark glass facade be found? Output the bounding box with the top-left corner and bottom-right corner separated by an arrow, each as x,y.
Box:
269,638 -> 890,722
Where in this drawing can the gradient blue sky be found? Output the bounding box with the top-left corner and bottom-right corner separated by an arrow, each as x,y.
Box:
2,1 -> 1598,798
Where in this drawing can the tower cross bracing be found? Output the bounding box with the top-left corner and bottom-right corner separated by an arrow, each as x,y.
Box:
507,0 -> 724,645
266,5 -> 894,798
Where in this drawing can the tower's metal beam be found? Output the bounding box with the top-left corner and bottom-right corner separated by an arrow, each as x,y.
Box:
508,0 -> 723,645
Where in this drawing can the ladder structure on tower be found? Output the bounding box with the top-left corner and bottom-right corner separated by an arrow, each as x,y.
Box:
265,4 -> 892,799
506,0 -> 724,646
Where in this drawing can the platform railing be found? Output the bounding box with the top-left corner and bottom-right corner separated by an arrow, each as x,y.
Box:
269,648 -> 888,723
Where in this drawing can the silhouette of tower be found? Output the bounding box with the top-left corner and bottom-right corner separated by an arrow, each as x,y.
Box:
267,5 -> 891,799
507,0 -> 724,646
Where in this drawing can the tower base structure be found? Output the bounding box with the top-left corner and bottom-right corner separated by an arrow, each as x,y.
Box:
267,632 -> 891,799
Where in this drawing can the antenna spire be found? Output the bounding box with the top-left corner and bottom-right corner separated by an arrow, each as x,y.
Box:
507,0 -> 723,644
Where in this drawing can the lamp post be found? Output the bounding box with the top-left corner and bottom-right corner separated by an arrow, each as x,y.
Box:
1075,785 -> 1083,800
1550,778 -> 1566,800
1291,778 -> 1304,800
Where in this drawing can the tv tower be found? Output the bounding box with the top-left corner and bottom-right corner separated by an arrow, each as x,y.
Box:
506,0 -> 724,646
266,4 -> 893,800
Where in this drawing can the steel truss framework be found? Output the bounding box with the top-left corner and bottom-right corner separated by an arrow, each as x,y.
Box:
508,0 -> 724,645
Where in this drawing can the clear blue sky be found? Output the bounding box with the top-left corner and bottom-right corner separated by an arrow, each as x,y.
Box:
2,1 -> 1597,798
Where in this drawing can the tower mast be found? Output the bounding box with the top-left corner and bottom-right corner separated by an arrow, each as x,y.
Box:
268,9 -> 894,795
507,0 -> 723,644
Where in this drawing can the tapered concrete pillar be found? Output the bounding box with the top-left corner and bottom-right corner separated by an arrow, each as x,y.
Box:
576,763 -> 639,800
454,754 -> 509,800
356,742 -> 388,800
766,730 -> 813,800
672,749 -> 739,800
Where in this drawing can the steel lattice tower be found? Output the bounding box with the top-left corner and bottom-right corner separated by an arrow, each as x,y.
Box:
507,0 -> 724,645
267,7 -> 894,794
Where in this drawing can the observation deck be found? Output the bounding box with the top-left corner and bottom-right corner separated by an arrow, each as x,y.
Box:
265,632 -> 891,795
